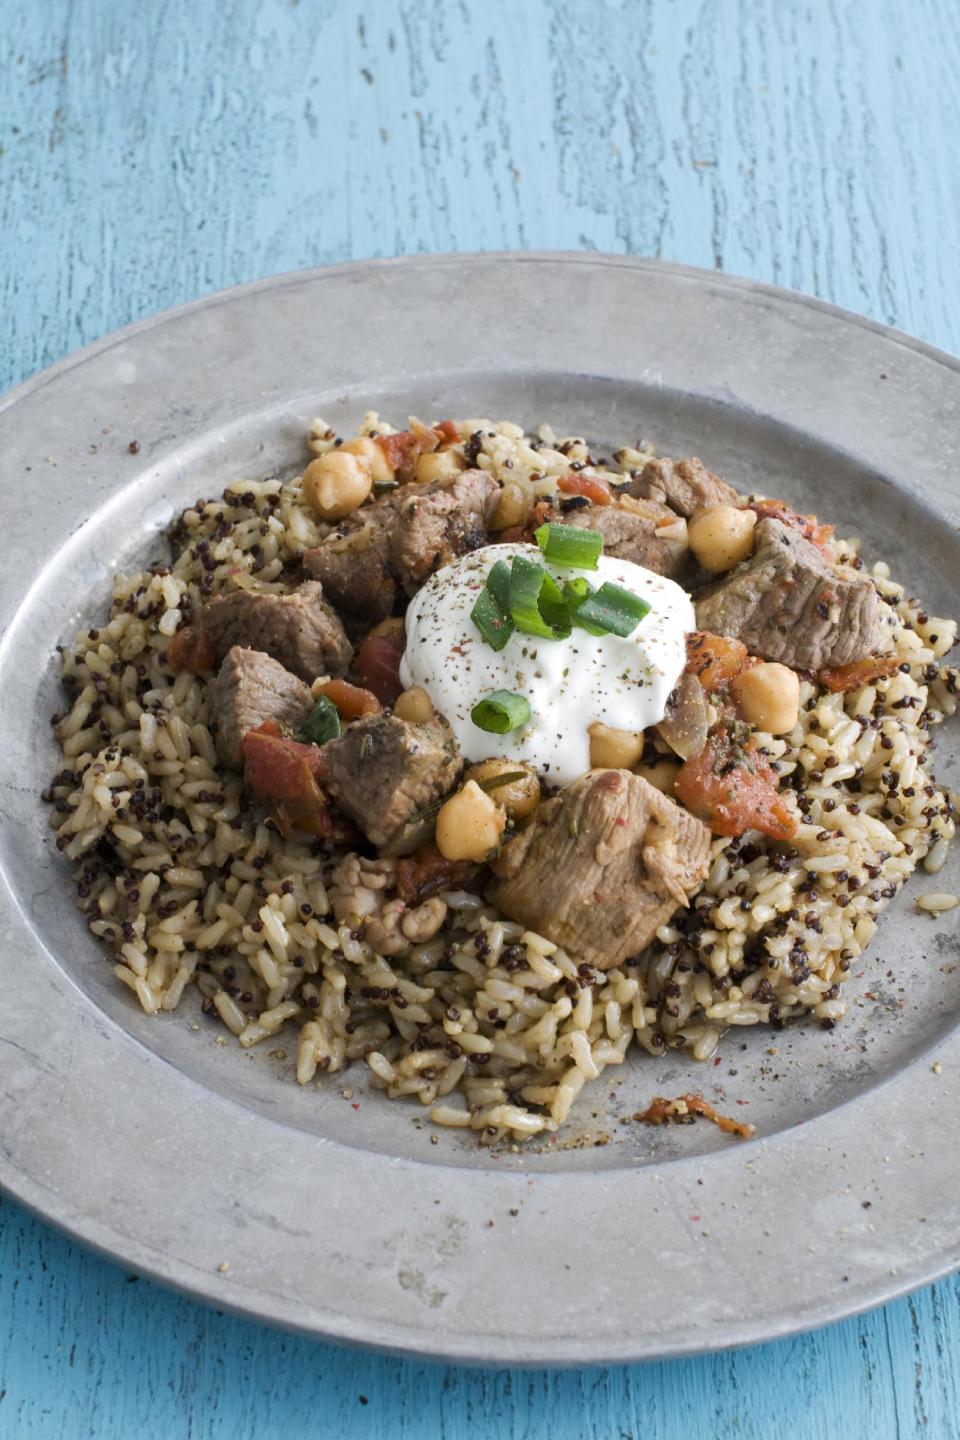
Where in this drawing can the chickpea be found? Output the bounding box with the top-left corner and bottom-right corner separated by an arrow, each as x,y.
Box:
414,449 -> 465,485
588,722 -> 644,770
490,482 -> 529,532
339,435 -> 395,483
302,450 -> 373,520
367,616 -> 405,640
688,504 -> 757,574
730,662 -> 800,735
394,685 -> 435,724
435,780 -> 506,863
465,757 -> 540,820
635,759 -> 680,796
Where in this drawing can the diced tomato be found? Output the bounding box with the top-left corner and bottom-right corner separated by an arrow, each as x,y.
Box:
240,721 -> 336,837
396,843 -> 481,905
355,632 -> 406,706
244,719 -> 331,779
685,631 -> 751,691
557,472 -> 613,506
433,419 -> 461,446
166,625 -> 216,674
374,422 -> 440,484
317,677 -> 382,720
750,499 -> 835,556
675,727 -> 797,840
817,655 -> 902,692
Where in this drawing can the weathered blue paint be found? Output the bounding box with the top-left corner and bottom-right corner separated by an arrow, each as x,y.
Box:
3,0 -> 960,1434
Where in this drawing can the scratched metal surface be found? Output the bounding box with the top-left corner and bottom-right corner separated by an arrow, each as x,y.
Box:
2,0 -> 960,1436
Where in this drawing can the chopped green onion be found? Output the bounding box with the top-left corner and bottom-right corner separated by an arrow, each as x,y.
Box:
471,690 -> 532,734
373,478 -> 399,496
508,555 -> 571,639
297,695 -> 342,745
575,582 -> 651,637
486,558 -> 513,613
471,586 -> 514,651
562,576 -> 605,635
535,522 -> 603,569
471,559 -> 517,650
562,576 -> 593,610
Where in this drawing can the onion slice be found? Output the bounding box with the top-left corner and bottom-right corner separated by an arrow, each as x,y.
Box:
656,672 -> 708,760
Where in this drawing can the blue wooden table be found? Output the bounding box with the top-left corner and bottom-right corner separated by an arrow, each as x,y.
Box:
3,2 -> 960,1434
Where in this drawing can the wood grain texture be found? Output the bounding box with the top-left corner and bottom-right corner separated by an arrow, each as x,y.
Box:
3,0 -> 960,1435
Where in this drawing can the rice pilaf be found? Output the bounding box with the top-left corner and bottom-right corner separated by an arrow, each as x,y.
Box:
45,414 -> 959,1145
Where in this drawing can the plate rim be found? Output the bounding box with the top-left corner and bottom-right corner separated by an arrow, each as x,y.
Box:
2,251 -> 960,1365
6,250 -> 960,416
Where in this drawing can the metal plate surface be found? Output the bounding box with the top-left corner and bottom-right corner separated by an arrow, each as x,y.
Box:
0,254 -> 958,1363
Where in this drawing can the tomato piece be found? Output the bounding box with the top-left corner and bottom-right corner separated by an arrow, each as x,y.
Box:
557,473 -> 613,506
355,632 -> 406,706
240,722 -> 334,837
750,499 -> 835,556
685,631 -> 751,691
433,419 -> 461,446
675,727 -> 797,840
166,625 -> 216,674
317,677 -> 382,720
396,843 -> 481,905
244,719 -> 331,780
817,655 -> 901,692
374,423 -> 439,484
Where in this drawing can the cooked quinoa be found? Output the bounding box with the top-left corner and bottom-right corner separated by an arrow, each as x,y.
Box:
44,414 -> 959,1145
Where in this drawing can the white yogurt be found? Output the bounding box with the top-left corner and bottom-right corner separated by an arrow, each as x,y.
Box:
399,543 -> 695,785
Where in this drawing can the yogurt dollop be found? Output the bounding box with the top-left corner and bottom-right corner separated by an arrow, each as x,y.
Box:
399,543 -> 695,785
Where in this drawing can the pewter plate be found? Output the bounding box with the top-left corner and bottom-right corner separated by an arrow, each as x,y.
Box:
1,254 -> 959,1365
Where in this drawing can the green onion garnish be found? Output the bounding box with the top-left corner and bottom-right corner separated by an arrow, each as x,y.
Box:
562,576 -> 593,610
297,695 -> 342,745
486,558 -> 513,613
575,582 -> 651,637
471,690 -> 532,734
470,586 -> 514,651
562,576 -> 605,635
535,522 -> 603,569
508,555 -> 571,639
470,559 -> 515,650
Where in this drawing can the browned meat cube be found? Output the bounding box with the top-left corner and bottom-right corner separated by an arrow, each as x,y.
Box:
304,469 -> 498,620
199,580 -> 353,683
388,469 -> 499,593
304,531 -> 397,627
562,500 -> 688,577
206,646 -> 314,765
488,769 -> 711,970
324,713 -> 462,848
629,456 -> 739,518
694,518 -> 885,670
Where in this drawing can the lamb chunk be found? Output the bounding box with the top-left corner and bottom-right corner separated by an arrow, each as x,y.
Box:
207,646 -> 314,765
694,518 -> 885,670
199,580 -> 353,682
562,500 -> 688,578
630,456 -> 740,518
488,770 -> 711,970
304,468 -> 497,617
323,713 -> 462,849
388,469 -> 499,593
304,537 -> 397,634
